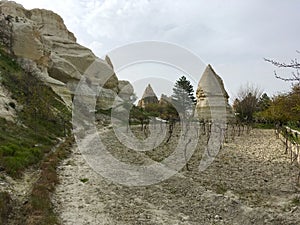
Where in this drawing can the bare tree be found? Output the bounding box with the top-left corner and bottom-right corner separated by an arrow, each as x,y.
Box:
233,83 -> 262,123
264,51 -> 300,82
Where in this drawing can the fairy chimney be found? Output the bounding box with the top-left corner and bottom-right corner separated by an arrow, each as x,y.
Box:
138,84 -> 159,108
195,64 -> 233,121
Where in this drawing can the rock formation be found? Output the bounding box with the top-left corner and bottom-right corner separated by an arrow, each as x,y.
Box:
0,1 -> 128,109
118,80 -> 134,101
0,84 -> 17,122
138,84 -> 158,108
195,64 -> 233,121
159,94 -> 172,106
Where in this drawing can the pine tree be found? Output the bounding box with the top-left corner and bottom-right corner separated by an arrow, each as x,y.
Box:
172,76 -> 196,119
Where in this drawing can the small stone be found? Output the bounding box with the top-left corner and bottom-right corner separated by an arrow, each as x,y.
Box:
214,215 -> 222,220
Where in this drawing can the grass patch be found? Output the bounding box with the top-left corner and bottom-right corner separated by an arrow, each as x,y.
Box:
24,136 -> 74,225
0,140 -> 43,176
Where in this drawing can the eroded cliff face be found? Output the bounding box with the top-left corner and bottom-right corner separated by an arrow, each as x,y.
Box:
0,84 -> 16,122
0,1 -> 129,109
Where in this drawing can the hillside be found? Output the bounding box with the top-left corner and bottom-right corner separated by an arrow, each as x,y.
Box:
0,1 -> 127,224
0,43 -> 74,224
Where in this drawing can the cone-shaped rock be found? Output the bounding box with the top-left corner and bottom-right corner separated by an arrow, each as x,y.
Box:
195,64 -> 233,121
138,84 -> 159,108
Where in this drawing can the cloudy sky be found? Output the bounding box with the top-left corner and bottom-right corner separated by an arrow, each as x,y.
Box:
16,0 -> 300,101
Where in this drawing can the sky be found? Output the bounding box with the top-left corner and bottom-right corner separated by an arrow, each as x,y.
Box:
15,0 -> 300,102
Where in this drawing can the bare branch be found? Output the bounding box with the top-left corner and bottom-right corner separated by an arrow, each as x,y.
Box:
264,51 -> 300,82
264,58 -> 300,69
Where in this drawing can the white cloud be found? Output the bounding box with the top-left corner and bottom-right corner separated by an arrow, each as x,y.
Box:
87,41 -> 104,56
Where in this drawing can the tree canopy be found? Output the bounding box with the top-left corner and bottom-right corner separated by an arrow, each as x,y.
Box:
232,84 -> 262,123
255,84 -> 300,125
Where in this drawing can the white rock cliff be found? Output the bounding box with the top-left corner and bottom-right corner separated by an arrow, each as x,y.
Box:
0,1 -> 127,109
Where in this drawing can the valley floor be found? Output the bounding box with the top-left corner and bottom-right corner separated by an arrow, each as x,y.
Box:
52,128 -> 300,225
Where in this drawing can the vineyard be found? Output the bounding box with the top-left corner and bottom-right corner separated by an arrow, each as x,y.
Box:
276,125 -> 300,183
53,120 -> 300,225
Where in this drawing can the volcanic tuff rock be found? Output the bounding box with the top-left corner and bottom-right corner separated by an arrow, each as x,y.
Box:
0,1 -> 128,108
137,84 -> 159,108
0,83 -> 16,121
195,64 -> 233,121
159,94 -> 172,106
117,80 -> 134,101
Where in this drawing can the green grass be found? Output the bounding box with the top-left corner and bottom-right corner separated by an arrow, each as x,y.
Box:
0,141 -> 43,176
80,178 -> 89,183
0,48 -> 71,177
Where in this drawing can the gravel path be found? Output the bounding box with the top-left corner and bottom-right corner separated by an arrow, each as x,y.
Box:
52,127 -> 300,225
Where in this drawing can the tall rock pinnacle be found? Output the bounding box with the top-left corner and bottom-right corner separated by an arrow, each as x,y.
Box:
138,84 -> 159,108
195,64 -> 233,121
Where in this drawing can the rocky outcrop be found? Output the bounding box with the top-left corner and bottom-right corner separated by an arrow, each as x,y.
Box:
137,84 -> 159,108
0,84 -> 17,122
117,80 -> 134,101
195,64 -> 233,121
0,1 -> 126,108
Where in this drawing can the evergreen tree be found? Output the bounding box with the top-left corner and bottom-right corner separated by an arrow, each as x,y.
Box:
172,76 -> 196,119
257,93 -> 271,112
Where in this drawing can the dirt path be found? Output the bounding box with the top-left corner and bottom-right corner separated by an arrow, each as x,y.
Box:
52,128 -> 300,225
0,168 -> 40,224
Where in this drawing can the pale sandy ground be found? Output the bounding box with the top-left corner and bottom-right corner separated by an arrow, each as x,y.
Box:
52,128 -> 300,225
